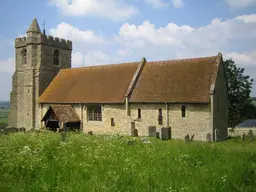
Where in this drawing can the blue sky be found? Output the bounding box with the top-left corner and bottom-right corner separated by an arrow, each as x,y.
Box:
0,0 -> 256,100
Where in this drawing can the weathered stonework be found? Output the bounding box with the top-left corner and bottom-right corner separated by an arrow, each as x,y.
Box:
41,102 -> 223,141
8,19 -> 72,129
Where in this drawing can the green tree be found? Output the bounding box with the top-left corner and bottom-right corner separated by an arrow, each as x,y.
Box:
223,59 -> 254,127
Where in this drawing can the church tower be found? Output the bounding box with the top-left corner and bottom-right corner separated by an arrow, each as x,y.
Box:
9,19 -> 72,129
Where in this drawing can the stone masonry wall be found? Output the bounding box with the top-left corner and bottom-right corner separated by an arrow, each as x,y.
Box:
41,103 -> 211,141
9,31 -> 72,130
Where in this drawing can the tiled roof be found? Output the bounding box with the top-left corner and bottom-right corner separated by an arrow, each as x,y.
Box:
39,62 -> 140,103
39,54 -> 221,104
130,55 -> 219,103
42,105 -> 80,123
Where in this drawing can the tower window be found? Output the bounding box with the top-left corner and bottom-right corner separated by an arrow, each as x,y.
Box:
158,108 -> 163,125
22,49 -> 27,65
138,108 -> 141,119
181,105 -> 186,118
53,50 -> 59,65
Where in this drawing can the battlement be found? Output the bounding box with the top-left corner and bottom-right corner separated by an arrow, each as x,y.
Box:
44,35 -> 72,46
15,34 -> 72,50
15,36 -> 27,42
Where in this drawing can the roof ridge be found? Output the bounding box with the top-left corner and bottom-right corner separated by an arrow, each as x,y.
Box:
147,55 -> 217,64
62,61 -> 141,71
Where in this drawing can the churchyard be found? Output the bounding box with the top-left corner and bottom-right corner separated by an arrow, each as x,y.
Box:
0,131 -> 256,192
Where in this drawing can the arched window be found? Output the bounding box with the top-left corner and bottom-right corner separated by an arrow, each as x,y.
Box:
181,105 -> 186,118
22,49 -> 27,65
158,108 -> 163,125
53,50 -> 59,65
138,108 -> 141,119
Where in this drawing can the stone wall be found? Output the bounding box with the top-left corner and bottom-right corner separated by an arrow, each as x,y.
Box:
228,127 -> 256,137
168,104 -> 211,141
9,31 -> 72,129
41,102 -> 212,141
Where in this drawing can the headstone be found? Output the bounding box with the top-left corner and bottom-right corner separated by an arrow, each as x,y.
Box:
148,126 -> 156,137
160,127 -> 171,140
214,129 -> 218,142
132,129 -> 138,137
206,133 -> 211,142
156,132 -> 160,139
184,134 -> 189,144
248,130 -> 255,142
88,131 -> 93,136
242,133 -> 246,141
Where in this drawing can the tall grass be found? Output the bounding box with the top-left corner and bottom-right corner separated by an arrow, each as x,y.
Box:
0,132 -> 256,192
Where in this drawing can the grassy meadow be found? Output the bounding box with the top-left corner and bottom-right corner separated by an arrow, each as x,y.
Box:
0,108 -> 9,127
0,132 -> 256,192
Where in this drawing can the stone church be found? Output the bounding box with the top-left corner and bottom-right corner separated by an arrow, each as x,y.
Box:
8,19 -> 228,141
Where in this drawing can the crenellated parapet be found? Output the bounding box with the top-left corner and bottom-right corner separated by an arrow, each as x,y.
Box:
15,34 -> 72,50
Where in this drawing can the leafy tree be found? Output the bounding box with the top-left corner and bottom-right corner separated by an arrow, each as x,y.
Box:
223,59 -> 254,127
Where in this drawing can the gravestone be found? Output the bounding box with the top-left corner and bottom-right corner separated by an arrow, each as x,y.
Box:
206,133 -> 211,142
88,131 -> 93,136
131,129 -> 138,137
148,126 -> 156,137
160,127 -> 171,140
214,129 -> 219,142
156,132 -> 160,139
184,134 -> 189,144
248,130 -> 255,142
242,133 -> 246,142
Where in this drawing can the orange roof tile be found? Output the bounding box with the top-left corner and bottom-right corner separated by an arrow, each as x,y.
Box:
39,62 -> 140,103
41,105 -> 80,123
130,55 -> 219,103
39,54 -> 221,104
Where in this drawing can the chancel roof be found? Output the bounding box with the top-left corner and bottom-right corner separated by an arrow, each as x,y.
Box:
39,54 -> 222,104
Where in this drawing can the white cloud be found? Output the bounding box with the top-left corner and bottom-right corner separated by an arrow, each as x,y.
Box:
72,52 -> 84,68
172,0 -> 184,8
144,0 -> 169,8
49,22 -> 103,44
236,14 -> 256,23
224,51 -> 256,67
84,51 -> 119,65
117,14 -> 256,60
49,0 -> 139,21
0,58 -> 15,74
225,0 -> 256,10
71,51 -> 120,67
117,48 -> 130,56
